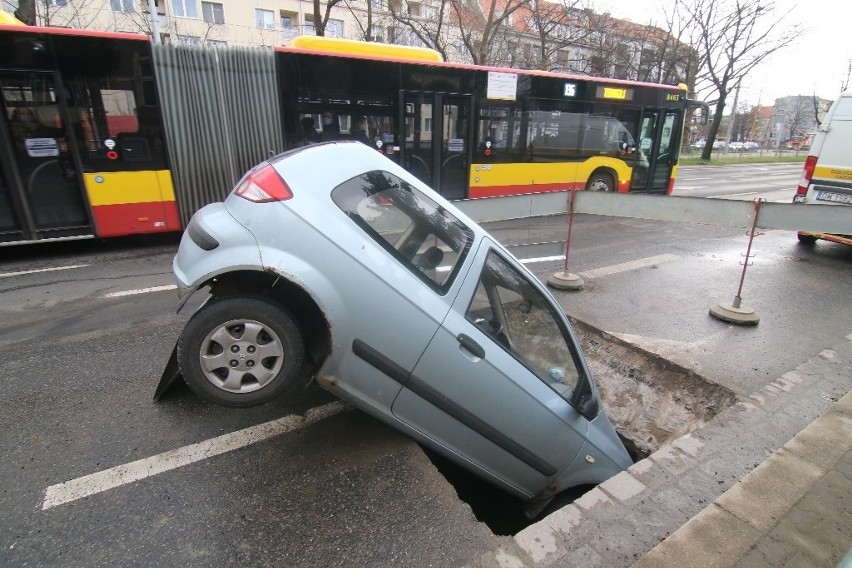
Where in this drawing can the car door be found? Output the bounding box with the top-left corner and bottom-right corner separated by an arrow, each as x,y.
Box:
391,237 -> 592,498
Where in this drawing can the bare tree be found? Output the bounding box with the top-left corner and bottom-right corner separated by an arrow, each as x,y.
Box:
386,0 -> 455,58
519,0 -> 593,71
313,0 -> 346,37
451,0 -> 531,66
647,2 -> 700,87
14,0 -> 36,25
24,0 -> 107,29
340,0 -> 375,42
679,0 -> 796,160
841,57 -> 852,93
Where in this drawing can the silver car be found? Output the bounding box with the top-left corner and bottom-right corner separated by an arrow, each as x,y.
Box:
159,141 -> 631,510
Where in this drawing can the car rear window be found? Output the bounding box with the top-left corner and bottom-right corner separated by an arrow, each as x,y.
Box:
331,170 -> 474,294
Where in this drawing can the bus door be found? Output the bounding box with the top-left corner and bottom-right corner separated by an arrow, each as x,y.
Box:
0,71 -> 90,242
402,91 -> 472,199
631,109 -> 681,193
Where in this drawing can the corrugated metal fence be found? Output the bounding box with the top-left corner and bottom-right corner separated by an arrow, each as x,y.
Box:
153,44 -> 284,225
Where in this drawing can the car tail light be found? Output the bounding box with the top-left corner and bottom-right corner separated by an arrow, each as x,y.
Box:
796,155 -> 817,196
234,164 -> 293,203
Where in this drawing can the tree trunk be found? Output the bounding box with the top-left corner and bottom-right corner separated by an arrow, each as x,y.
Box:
15,0 -> 36,25
701,97 -> 726,160
313,0 -> 324,36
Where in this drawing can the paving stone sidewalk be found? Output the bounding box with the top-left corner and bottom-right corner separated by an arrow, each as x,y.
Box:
473,333 -> 852,568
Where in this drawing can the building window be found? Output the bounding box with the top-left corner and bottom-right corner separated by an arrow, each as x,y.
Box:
256,8 -> 274,30
44,0 -> 68,6
370,0 -> 385,12
326,19 -> 344,38
201,2 -> 224,24
110,0 -> 133,11
304,15 -> 315,35
172,0 -> 197,18
206,39 -> 227,48
176,35 -> 201,45
369,24 -> 383,42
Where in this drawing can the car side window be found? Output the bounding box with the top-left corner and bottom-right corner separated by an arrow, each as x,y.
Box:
331,170 -> 474,293
466,250 -> 580,400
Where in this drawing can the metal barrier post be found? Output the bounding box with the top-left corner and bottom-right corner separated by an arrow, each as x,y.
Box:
709,198 -> 765,325
547,189 -> 584,291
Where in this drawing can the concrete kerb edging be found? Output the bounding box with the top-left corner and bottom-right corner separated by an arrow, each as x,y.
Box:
635,389 -> 852,567
472,332 -> 852,568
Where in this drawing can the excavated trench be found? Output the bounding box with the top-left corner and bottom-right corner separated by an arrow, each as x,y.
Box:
426,318 -> 738,536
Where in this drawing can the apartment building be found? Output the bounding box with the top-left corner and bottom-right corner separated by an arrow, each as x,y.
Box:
4,0 -> 693,87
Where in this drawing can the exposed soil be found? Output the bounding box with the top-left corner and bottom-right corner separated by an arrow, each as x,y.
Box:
571,317 -> 739,458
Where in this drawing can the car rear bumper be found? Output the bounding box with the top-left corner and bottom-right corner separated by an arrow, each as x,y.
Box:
173,202 -> 263,289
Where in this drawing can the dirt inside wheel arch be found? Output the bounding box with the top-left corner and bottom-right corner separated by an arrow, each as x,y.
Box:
569,317 -> 738,459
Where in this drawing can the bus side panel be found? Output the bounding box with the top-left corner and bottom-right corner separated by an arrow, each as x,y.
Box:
84,170 -> 181,237
469,159 -> 632,198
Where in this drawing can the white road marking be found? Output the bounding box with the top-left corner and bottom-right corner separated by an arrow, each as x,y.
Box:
439,254 -> 567,271
719,192 -> 759,198
103,285 -> 177,298
579,254 -> 679,279
521,255 -> 566,264
0,264 -> 90,278
41,402 -> 348,510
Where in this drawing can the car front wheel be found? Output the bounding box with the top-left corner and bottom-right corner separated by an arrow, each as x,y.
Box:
177,296 -> 305,407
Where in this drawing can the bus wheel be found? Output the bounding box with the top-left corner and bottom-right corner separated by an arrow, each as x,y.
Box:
177,296 -> 305,407
587,172 -> 614,192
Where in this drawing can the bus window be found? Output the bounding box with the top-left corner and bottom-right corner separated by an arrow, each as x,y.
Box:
476,105 -> 527,162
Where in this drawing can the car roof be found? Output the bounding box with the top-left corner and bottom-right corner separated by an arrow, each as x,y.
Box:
267,141 -> 487,239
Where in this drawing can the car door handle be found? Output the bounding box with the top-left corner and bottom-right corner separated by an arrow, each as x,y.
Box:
457,333 -> 485,359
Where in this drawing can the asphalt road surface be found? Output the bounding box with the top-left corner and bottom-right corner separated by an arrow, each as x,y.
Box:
1,162 -> 849,567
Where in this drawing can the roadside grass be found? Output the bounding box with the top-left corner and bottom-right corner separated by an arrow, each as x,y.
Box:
680,152 -> 807,166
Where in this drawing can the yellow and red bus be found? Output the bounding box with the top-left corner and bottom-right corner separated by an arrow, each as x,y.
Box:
1,25 -> 179,244
280,36 -> 703,201
0,25 -> 702,245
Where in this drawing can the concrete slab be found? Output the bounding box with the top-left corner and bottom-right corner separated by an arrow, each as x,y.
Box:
599,471 -> 646,501
631,504 -> 763,568
715,448 -> 825,532
783,411 -> 852,469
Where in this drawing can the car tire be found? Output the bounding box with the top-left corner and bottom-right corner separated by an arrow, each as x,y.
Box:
177,296 -> 305,407
586,172 -> 614,192
797,233 -> 818,245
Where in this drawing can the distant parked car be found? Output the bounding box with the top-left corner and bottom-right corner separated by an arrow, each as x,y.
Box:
728,142 -> 744,151
690,139 -> 706,149
742,141 -> 760,150
712,140 -> 727,149
159,141 -> 633,512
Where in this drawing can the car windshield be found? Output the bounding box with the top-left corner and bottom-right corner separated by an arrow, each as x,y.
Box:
331,170 -> 474,293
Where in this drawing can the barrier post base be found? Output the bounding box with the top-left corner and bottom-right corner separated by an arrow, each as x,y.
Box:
548,271 -> 584,291
709,301 -> 760,326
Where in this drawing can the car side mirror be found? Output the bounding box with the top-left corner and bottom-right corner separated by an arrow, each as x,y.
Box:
577,392 -> 599,420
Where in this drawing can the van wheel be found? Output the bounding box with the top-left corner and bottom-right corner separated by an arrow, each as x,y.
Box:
797,233 -> 817,245
177,296 -> 304,407
586,172 -> 614,192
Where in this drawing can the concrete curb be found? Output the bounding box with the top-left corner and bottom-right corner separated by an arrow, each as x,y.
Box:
634,390 -> 852,567
471,332 -> 852,568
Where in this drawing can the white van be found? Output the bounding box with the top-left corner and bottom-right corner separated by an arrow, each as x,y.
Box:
793,90 -> 852,245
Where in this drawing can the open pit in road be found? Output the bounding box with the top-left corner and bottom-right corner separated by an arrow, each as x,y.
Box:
430,318 -> 739,535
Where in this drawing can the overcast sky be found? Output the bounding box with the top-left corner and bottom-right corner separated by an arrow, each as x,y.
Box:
592,0 -> 849,107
